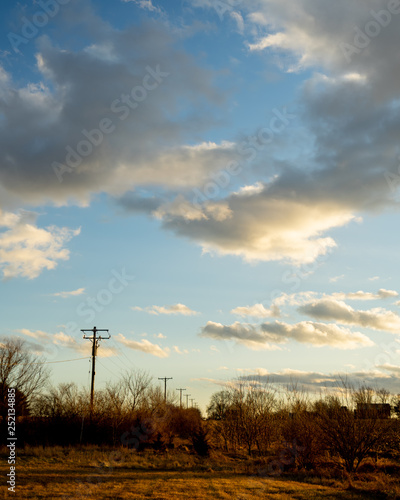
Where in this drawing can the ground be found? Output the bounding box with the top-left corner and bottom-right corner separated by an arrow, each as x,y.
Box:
1,447 -> 399,499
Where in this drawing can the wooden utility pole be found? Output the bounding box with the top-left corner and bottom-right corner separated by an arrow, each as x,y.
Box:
158,377 -> 173,402
82,326 -> 110,418
176,388 -> 186,407
190,398 -> 194,408
185,394 -> 191,409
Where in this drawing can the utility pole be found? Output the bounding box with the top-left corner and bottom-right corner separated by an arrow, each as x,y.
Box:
176,388 -> 186,407
158,377 -> 173,402
190,398 -> 195,408
82,326 -> 110,418
185,394 -> 191,409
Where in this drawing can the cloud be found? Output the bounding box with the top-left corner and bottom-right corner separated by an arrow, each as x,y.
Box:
0,20 -> 226,208
195,368 -> 400,394
378,289 -> 399,299
154,333 -> 166,339
377,364 -> 400,375
244,0 -> 400,96
173,345 -> 189,355
159,185 -> 357,264
200,319 -> 372,350
331,289 -> 399,301
17,329 -> 51,340
122,0 -> 163,14
153,0 -> 400,265
0,210 -> 80,279
18,328 -> 116,357
115,333 -> 170,358
53,287 -> 86,298
330,275 -> 345,283
231,303 -> 280,318
3,1 -> 400,271
132,303 -> 199,316
300,298 -> 400,332
230,11 -> 245,34
237,368 -> 400,393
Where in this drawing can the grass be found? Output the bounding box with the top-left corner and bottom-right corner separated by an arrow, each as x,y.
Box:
1,446 -> 400,499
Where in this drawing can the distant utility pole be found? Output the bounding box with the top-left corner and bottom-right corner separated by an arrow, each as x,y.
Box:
185,394 -> 191,409
176,388 -> 186,407
82,326 -> 110,417
158,377 -> 173,401
190,398 -> 194,408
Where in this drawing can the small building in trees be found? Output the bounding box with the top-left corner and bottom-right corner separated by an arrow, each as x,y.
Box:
354,403 -> 391,419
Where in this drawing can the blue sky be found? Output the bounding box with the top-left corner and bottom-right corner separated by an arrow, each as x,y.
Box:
1,0 -> 400,410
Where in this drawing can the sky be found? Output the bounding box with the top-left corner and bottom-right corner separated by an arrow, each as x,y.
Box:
1,0 -> 400,411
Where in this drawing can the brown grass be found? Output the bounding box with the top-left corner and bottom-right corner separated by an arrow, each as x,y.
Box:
1,446 -> 400,499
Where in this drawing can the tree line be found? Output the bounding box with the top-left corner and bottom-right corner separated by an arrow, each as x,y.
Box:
2,337 -> 400,471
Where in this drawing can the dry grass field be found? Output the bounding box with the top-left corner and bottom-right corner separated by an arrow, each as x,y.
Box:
2,447 -> 400,499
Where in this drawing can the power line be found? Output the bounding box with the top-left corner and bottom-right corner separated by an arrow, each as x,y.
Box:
110,336 -> 136,371
33,356 -> 90,364
96,358 -> 119,379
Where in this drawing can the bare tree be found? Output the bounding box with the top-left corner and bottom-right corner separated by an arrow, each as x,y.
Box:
0,337 -> 49,438
122,369 -> 152,412
32,382 -> 82,418
316,383 -> 393,472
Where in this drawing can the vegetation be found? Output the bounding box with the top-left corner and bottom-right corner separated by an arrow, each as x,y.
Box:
3,340 -> 400,497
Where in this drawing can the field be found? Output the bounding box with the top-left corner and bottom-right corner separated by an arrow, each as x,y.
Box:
2,447 -> 400,499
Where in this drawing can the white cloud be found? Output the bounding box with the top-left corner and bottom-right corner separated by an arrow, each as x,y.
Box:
173,346 -> 189,355
18,328 -> 116,357
330,275 -> 345,283
0,210 -> 80,279
160,187 -> 357,265
200,319 -> 372,350
231,303 -> 280,318
133,303 -> 199,316
115,333 -> 170,358
230,11 -> 245,34
122,0 -> 162,14
300,298 -> 400,333
154,333 -> 167,339
331,289 -> 398,301
17,329 -> 51,340
53,287 -> 86,298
